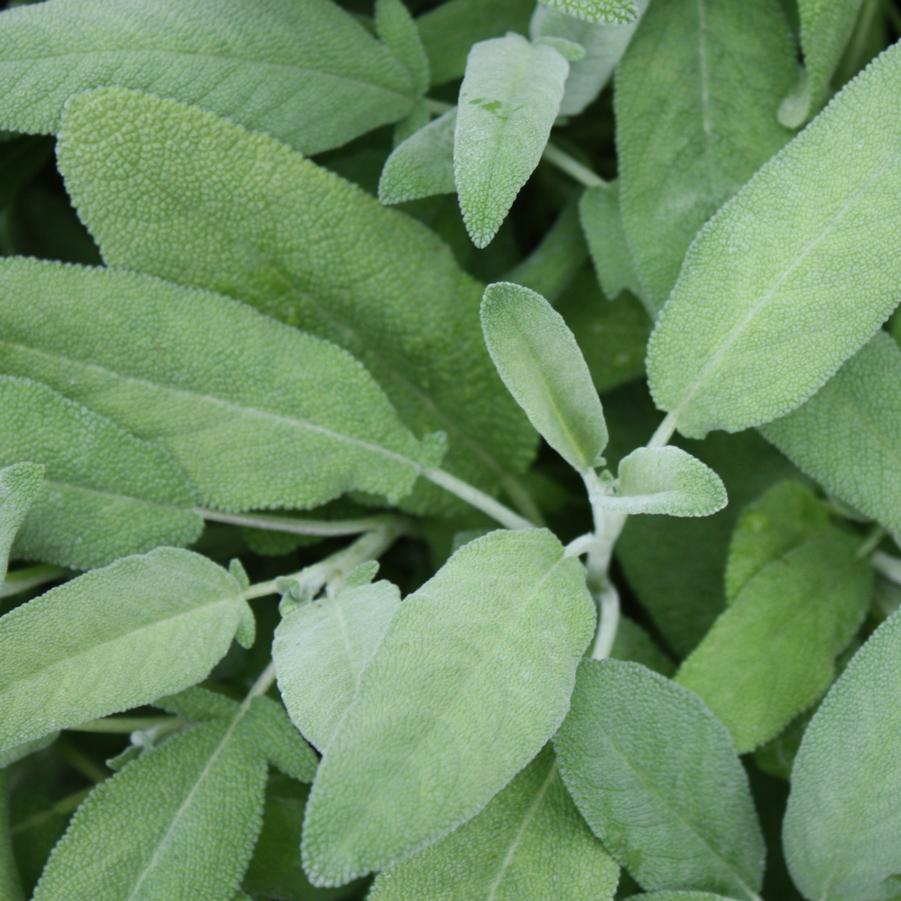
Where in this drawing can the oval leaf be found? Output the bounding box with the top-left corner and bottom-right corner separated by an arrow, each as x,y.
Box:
379,108 -> 456,204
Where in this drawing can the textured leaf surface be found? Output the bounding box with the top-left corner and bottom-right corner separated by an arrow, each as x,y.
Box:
0,258 -> 437,513
555,660 -> 764,897
303,530 -> 595,885
0,375 -> 200,569
616,0 -> 794,310
0,462 -> 43,580
370,746 -> 619,901
375,0 -> 429,98
599,446 -> 727,517
540,0 -> 637,25
624,894 -> 743,901
455,35 -> 569,247
783,609 -> 901,901
57,88 -> 534,513
647,43 -> 901,438
762,333 -> 901,535
274,580 -> 401,751
0,0 -> 417,154
0,548 -> 247,753
481,282 -> 607,473
379,109 -> 456,204
677,533 -> 872,752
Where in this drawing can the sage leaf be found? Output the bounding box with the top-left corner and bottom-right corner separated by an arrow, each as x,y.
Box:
0,375 -> 201,570
0,258 -> 439,514
302,529 -> 595,885
274,580 -> 402,751
597,446 -> 727,517
455,35 -> 569,248
0,462 -> 43,581
616,0 -> 795,310
375,0 -> 430,98
624,894 -> 744,901
57,88 -> 534,514
783,608 -> 901,900
762,332 -> 901,536
647,42 -> 901,438
0,0 -> 418,154
379,109 -> 456,205
539,0 -> 637,25
481,282 -> 608,473
370,746 -> 619,901
0,548 -> 250,753
677,533 -> 872,752
555,660 -> 764,897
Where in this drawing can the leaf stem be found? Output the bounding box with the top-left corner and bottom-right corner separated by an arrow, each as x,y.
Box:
69,716 -> 179,735
591,581 -> 621,660
197,508 -> 407,538
0,564 -> 67,599
540,142 -> 606,189
423,468 -> 534,530
647,411 -> 678,449
856,525 -> 886,560
872,550 -> 901,584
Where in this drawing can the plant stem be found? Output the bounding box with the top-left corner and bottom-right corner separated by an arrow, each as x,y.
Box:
423,468 -> 534,530
647,412 -> 678,448
872,550 -> 901,584
0,773 -> 24,901
499,473 -> 545,525
70,716 -> 179,735
198,508 -> 407,538
0,564 -> 67,599
540,142 -> 606,189
857,525 -> 886,560
591,582 -> 621,660
10,787 -> 92,836
424,97 -> 453,115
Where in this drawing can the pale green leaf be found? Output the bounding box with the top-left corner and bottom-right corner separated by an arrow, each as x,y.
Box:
274,580 -> 401,751
647,42 -> 901,438
0,375 -> 201,570
0,0 -> 417,154
302,529 -> 595,885
0,462 -> 43,581
0,732 -> 58,769
762,332 -> 901,536
0,257 -> 439,514
57,88 -> 534,514
455,34 -> 569,247
677,533 -> 872,752
392,97 -> 431,146
783,608 -> 901,900
0,548 -> 249,753
555,660 -> 765,898
375,0 -> 430,97
481,282 -> 608,473
539,0 -> 637,25
597,446 -> 727,517
616,0 -> 795,310
370,746 -> 619,901
379,109 -> 456,204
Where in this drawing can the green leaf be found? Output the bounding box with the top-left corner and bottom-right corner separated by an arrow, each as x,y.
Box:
57,88 -> 534,514
647,42 -> 901,439
302,529 -> 595,885
370,746 -> 619,901
555,660 -> 764,898
379,108 -> 456,204
676,533 -> 872,752
274,580 -> 402,751
0,547 -> 249,753
624,894 -> 743,901
455,35 -> 569,247
0,375 -> 201,570
610,616 -> 675,676
762,332 -> 901,536
783,608 -> 901,900
0,462 -> 43,581
481,282 -> 608,473
0,0 -> 418,154
0,257 -> 440,514
539,0 -> 637,25
616,0 -> 795,310
375,0 -> 430,98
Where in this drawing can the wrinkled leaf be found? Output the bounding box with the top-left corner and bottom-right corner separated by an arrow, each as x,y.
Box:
0,462 -> 43,580
379,109 -> 456,204
540,0 -> 637,25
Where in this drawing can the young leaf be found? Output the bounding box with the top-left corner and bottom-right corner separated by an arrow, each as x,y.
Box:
762,332 -> 901,536
274,580 -> 402,751
676,532 -> 872,752
647,42 -> 901,438
455,35 -> 569,247
554,660 -> 765,898
539,0 -> 637,25
481,282 -> 608,473
597,446 -> 727,517
0,375 -> 201,570
0,548 -> 250,753
783,608 -> 901,901
370,746 -> 620,901
0,462 -> 43,581
57,88 -> 535,514
302,529 -> 596,885
379,109 -> 456,205
0,0 -> 418,154
375,0 -> 430,98
616,0 -> 795,310
0,258 -> 440,514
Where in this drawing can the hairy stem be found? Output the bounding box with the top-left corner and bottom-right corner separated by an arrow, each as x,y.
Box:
591,582 -> 621,660
423,468 -> 535,530
198,508 -> 407,538
70,716 -> 180,735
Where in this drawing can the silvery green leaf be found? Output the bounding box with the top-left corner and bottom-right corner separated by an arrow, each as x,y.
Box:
647,42 -> 901,438
370,747 -> 619,901
379,109 -> 456,205
274,580 -> 402,751
783,608 -> 901,900
455,34 -> 569,248
0,548 -> 250,753
616,0 -> 795,310
555,660 -> 764,897
0,0 -> 418,154
0,462 -> 43,581
302,529 -> 596,885
375,0 -> 430,97
539,0 -> 637,25
481,282 -> 608,473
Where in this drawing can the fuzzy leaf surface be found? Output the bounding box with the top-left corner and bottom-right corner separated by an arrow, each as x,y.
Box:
376,0 -> 429,97
302,530 -> 596,885
0,462 -> 43,581
379,108 -> 456,204
539,0 -> 637,24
